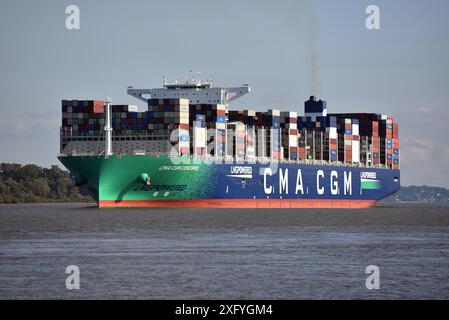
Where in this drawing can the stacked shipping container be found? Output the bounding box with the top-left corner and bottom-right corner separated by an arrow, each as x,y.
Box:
148,98 -> 190,155
193,114 -> 206,156
61,97 -> 399,169
189,104 -> 226,156
329,112 -> 400,168
261,110 -> 281,159
392,122 -> 399,169
281,111 -> 298,160
61,100 -> 105,136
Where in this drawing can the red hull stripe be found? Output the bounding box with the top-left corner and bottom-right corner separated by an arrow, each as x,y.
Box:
99,199 -> 377,209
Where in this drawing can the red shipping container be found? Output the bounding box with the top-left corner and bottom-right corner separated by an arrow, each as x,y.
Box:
216,135 -> 225,142
93,100 -> 105,113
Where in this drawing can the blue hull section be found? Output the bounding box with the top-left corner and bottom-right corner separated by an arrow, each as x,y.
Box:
207,162 -> 400,201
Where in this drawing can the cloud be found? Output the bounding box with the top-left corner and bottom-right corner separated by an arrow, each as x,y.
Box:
0,113 -> 59,137
415,106 -> 433,113
400,136 -> 449,187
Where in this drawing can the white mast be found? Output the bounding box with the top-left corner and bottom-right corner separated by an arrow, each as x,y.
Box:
104,97 -> 113,157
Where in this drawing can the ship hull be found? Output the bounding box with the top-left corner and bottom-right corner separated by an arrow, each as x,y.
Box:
58,155 -> 400,208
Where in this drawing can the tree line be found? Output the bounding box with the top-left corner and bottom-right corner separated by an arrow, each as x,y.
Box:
0,163 -> 93,203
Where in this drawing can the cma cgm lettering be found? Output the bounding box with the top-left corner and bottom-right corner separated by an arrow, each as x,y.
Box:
261,168 -> 352,196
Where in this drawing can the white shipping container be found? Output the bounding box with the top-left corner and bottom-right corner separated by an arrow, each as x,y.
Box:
352,124 -> 359,136
194,127 -> 206,148
284,123 -> 297,129
352,140 -> 360,162
289,135 -> 298,147
128,105 -> 139,112
326,127 -> 338,139
178,98 -> 189,106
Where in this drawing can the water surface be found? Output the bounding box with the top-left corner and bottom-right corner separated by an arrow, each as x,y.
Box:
0,203 -> 448,299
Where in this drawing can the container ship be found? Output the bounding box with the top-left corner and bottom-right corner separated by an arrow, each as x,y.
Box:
58,73 -> 400,208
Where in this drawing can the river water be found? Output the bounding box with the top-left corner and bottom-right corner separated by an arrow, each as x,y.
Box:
0,203 -> 448,299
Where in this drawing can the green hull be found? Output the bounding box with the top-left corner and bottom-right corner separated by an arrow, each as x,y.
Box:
58,155 -> 214,203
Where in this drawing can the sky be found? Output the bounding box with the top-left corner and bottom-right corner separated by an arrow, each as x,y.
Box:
0,0 -> 448,187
